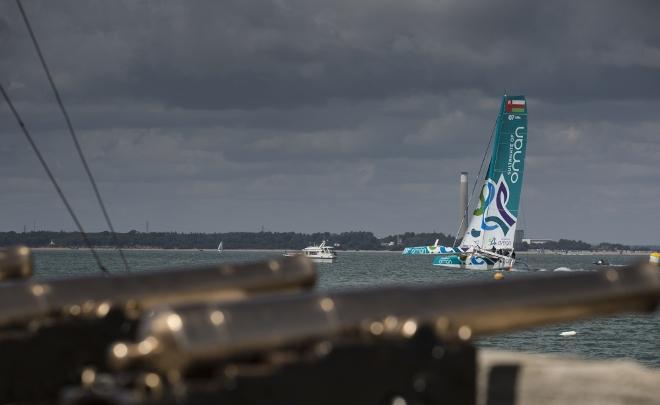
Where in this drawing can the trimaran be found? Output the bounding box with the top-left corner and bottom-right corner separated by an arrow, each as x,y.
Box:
403,95 -> 528,270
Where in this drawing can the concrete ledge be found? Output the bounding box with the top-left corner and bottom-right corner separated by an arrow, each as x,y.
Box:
479,350 -> 660,405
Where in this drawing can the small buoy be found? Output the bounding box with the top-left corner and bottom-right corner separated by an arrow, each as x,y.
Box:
560,330 -> 577,337
493,272 -> 504,280
650,252 -> 660,266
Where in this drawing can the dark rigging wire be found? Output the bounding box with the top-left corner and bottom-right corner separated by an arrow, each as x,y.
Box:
451,114 -> 499,247
0,85 -> 109,275
16,0 -> 129,272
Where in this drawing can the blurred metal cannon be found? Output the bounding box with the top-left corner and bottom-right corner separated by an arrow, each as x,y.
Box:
0,248 -> 659,405
0,246 -> 33,281
0,252 -> 315,403
71,259 -> 660,405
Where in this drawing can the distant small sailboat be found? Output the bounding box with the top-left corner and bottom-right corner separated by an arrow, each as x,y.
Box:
217,241 -> 223,253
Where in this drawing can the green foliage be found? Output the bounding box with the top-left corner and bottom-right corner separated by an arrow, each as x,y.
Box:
0,230 -> 384,251
1,232 -> 644,251
395,232 -> 454,248
524,239 -> 643,251
593,242 -> 629,251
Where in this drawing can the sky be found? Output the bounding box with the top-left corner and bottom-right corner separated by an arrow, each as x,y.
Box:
0,0 -> 659,244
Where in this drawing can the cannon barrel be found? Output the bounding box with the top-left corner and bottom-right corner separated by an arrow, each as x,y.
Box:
0,254 -> 315,404
0,254 -> 315,328
113,262 -> 660,373
0,246 -> 33,281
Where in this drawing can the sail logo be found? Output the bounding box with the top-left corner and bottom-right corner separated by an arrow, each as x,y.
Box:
439,246 -> 464,254
469,175 -> 517,238
403,246 -> 432,254
508,126 -> 525,184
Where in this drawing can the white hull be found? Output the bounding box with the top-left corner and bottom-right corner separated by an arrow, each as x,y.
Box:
433,254 -> 515,270
433,260 -> 514,271
283,252 -> 336,263
308,256 -> 336,264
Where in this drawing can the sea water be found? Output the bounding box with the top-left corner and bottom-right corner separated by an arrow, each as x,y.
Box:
32,249 -> 660,367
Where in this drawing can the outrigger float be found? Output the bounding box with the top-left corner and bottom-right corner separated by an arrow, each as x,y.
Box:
403,95 -> 528,270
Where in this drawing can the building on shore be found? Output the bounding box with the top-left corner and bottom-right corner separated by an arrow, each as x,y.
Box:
521,238 -> 555,245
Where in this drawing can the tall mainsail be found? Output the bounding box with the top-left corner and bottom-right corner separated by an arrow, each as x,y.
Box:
460,96 -> 528,250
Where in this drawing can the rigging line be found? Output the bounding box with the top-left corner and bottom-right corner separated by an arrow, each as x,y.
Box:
451,113 -> 499,248
16,0 -> 129,272
479,116 -> 501,250
1,85 -> 109,275
519,196 -> 528,235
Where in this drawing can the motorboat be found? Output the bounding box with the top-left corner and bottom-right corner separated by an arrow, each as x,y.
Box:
283,241 -> 337,263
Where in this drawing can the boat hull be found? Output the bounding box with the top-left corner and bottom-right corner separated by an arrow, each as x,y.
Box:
283,253 -> 336,264
308,257 -> 336,264
433,254 -> 514,271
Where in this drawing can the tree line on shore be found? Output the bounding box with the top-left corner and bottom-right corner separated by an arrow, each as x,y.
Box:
0,231 -> 651,251
520,239 -> 637,251
0,230 -> 451,251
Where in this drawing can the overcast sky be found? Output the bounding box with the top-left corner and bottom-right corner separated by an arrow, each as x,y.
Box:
1,0 -> 659,244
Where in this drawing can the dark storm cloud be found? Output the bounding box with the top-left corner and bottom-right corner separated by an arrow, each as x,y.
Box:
0,0 -> 659,243
3,0 -> 660,108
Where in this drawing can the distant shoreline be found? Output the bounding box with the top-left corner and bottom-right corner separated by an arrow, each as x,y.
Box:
518,250 -> 650,256
29,247 -> 652,255
30,247 -> 401,253
3,231 -> 655,253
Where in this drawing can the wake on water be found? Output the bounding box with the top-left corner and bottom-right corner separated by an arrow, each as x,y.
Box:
529,267 -> 591,272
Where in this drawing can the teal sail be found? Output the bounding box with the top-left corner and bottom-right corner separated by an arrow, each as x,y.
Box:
460,95 -> 528,250
402,94 -> 529,270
